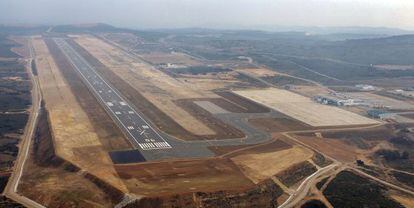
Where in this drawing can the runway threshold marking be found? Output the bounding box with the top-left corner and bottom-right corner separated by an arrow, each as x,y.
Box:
138,142 -> 171,150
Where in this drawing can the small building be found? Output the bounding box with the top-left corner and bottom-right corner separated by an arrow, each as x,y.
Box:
314,95 -> 359,106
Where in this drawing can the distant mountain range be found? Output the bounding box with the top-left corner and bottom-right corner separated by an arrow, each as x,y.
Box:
1,23 -> 413,41
47,23 -> 413,35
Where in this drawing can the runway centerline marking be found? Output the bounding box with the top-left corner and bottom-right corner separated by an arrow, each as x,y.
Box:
53,38 -> 171,151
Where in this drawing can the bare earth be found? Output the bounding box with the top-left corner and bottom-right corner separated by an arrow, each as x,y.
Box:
390,194 -> 414,208
344,92 -> 414,110
231,145 -> 313,184
234,88 -> 379,127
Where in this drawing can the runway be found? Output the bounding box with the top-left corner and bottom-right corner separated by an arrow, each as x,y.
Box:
51,37 -> 278,161
53,38 -> 171,151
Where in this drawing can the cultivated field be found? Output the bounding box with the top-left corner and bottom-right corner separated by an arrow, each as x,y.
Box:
234,88 -> 379,127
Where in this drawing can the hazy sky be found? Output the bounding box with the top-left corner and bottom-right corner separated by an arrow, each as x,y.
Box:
1,0 -> 413,30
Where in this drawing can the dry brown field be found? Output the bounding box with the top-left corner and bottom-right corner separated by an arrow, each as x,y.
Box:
234,68 -> 278,77
249,117 -> 313,132
114,158 -> 255,195
20,110 -> 120,207
209,139 -> 292,156
290,85 -> 332,97
295,134 -> 363,163
141,52 -> 200,65
172,70 -> 250,92
231,145 -> 313,184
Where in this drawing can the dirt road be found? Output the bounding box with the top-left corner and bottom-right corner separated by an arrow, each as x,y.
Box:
350,167 -> 414,196
3,39 -> 45,208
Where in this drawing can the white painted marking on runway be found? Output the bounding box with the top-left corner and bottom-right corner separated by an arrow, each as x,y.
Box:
54,38 -> 172,151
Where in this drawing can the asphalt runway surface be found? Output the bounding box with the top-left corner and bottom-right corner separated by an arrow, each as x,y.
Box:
54,38 -> 172,151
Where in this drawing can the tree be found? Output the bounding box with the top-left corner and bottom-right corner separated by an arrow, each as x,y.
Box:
356,160 -> 365,166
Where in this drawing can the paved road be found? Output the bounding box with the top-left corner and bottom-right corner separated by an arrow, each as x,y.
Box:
54,38 -> 171,151
278,164 -> 339,208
